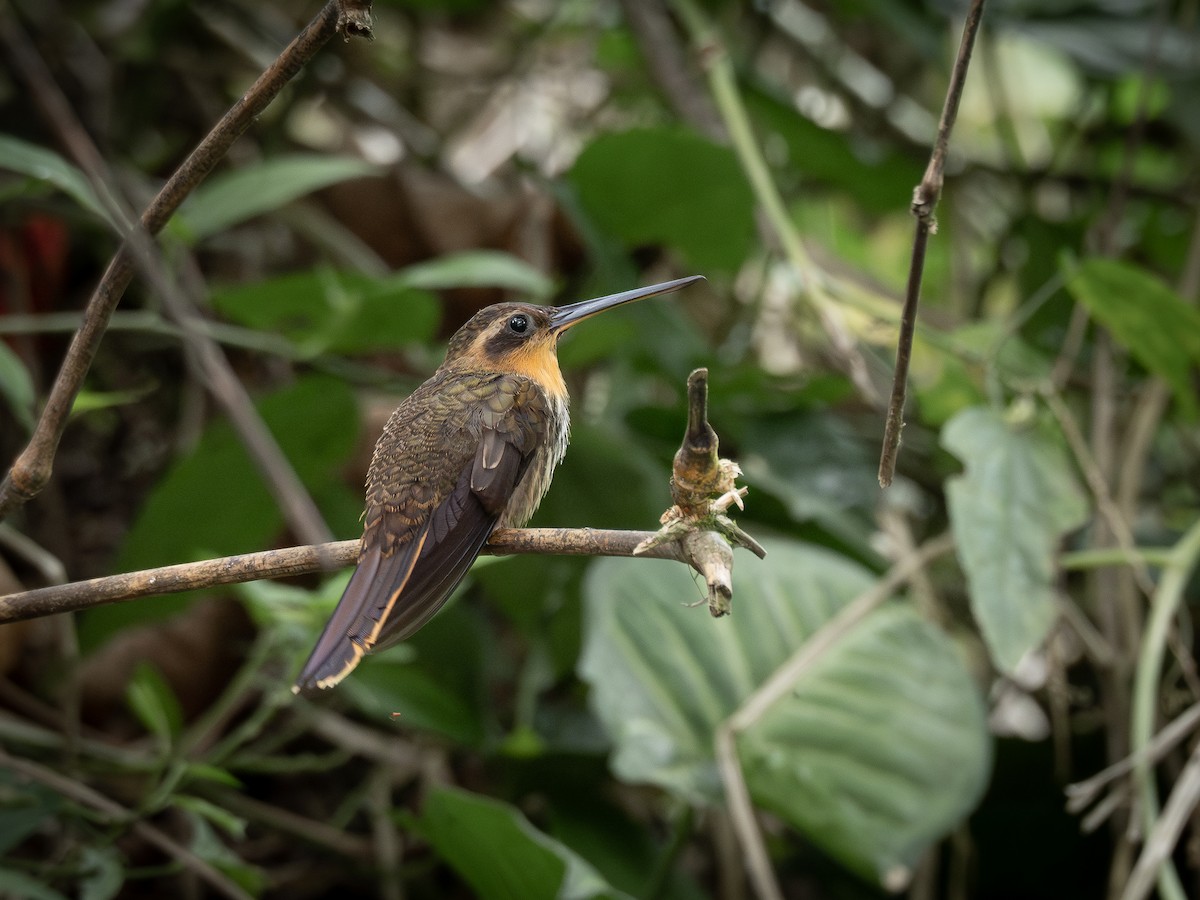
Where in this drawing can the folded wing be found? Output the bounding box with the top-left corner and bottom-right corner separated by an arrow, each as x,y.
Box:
293,374 -> 547,693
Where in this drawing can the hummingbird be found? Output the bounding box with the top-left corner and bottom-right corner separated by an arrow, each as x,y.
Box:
294,275 -> 703,692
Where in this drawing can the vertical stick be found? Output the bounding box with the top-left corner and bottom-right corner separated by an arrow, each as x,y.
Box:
877,0 -> 986,487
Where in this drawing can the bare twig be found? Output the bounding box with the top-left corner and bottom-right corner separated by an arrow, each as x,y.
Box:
162,282 -> 336,547
0,528 -> 709,624
200,787 -> 373,859
0,523 -> 66,586
714,724 -> 783,900
1122,739 -> 1200,900
367,767 -> 404,900
716,531 -> 957,900
0,0 -> 368,522
4,16 -> 337,547
1066,701 -> 1200,817
620,0 -> 725,141
877,0 -> 986,487
1040,387 -> 1155,598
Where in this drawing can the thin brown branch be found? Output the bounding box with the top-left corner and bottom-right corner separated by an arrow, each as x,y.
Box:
160,263 -> 335,546
367,767 -> 404,900
0,0 -> 365,522
1040,387 -> 1154,598
4,13 -> 338,547
878,0 -> 986,487
0,528 -> 698,624
200,787 -> 373,860
1066,701 -> 1200,818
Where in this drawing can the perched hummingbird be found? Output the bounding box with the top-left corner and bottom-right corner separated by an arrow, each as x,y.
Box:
294,275 -> 703,692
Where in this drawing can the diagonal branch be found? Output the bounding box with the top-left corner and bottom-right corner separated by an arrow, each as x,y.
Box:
877,0 -> 986,487
3,17 -> 339,547
0,1 -> 371,522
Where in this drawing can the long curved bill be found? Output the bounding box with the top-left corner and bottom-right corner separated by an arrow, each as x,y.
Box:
549,275 -> 704,333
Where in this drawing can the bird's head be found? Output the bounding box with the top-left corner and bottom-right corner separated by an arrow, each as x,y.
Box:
441,275 -> 704,392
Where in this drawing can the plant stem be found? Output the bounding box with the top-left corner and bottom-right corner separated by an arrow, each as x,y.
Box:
671,0 -> 877,404
878,0 -> 986,487
1129,518 -> 1200,900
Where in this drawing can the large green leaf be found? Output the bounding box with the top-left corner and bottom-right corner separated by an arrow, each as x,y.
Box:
738,604 -> 989,884
578,539 -> 991,882
174,155 -> 380,242
413,785 -> 633,900
1066,257 -> 1200,417
943,406 -> 1089,672
568,128 -> 756,272
0,134 -> 114,226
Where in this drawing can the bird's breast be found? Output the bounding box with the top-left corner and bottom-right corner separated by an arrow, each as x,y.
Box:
498,391 -> 569,529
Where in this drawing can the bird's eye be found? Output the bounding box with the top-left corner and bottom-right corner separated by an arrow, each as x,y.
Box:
508,314 -> 529,334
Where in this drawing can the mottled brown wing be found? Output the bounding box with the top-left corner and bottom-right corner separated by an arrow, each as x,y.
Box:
293,373 -> 548,692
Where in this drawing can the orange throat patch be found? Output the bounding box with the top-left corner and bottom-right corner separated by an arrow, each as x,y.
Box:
506,342 -> 568,400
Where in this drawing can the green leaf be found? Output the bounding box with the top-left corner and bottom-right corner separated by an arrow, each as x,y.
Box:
238,575 -> 352,648
0,134 -> 114,226
1066,257 -> 1200,417
0,342 -> 36,432
568,128 -> 756,272
579,539 -> 991,883
125,663 -> 184,744
739,604 -> 991,885
175,155 -> 380,242
943,405 -> 1089,672
175,795 -> 247,839
211,268 -> 440,357
78,846 -> 124,900
184,763 -> 243,789
413,785 -> 634,900
71,385 -> 155,417
116,374 -> 358,570
739,410 -> 879,555
184,812 -> 265,896
397,250 -> 555,299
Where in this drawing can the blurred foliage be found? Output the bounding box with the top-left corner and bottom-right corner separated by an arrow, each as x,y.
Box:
0,0 -> 1198,899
